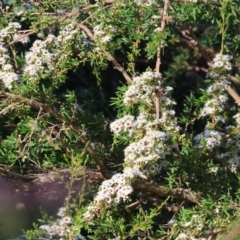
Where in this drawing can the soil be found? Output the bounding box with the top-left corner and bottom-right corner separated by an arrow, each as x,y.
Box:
0,169 -> 92,239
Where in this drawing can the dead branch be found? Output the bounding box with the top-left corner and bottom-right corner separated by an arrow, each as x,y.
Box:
132,179 -> 200,204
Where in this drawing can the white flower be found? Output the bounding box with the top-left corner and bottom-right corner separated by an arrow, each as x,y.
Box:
175,232 -> 189,240
60,216 -> 72,225
115,185 -> 133,202
57,207 -> 67,217
9,22 -> 21,29
182,221 -> 192,227
194,130 -> 224,150
211,53 -> 232,71
93,24 -> 104,36
123,166 -> 147,179
212,60 -> 224,68
0,56 -> 7,64
209,166 -> 219,173
2,64 -> 13,71
110,119 -> 124,135
228,156 -> 240,166
233,113 -> 240,124
197,223 -> 204,231
101,35 -> 111,43
134,0 -> 156,5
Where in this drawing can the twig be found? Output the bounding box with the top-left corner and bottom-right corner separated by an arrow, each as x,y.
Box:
227,75 -> 240,85
0,167 -> 37,181
154,0 -> 169,120
17,108 -> 46,166
0,101 -> 24,115
5,30 -> 36,48
225,85 -> 240,106
178,23 -> 212,66
172,0 -> 221,7
78,23 -> 132,83
155,0 -> 169,72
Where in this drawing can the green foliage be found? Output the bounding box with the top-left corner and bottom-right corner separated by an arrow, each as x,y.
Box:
1,0 -> 240,239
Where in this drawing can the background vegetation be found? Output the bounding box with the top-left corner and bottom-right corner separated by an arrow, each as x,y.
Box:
1,0 -> 240,239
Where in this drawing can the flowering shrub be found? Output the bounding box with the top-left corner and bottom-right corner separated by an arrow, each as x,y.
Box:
1,0 -> 240,239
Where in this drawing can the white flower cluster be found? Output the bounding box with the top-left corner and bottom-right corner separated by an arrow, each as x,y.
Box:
124,130 -> 170,166
158,111 -> 179,132
0,46 -> 20,89
233,113 -> 240,125
214,154 -> 240,173
208,53 -> 232,79
134,0 -> 156,6
116,72 -> 178,173
212,53 -> 232,70
175,232 -> 205,240
39,206 -> 73,239
84,173 -> 133,221
174,214 -> 206,240
23,38 -> 56,80
0,22 -> 28,89
210,116 -> 240,174
23,23 -> 79,81
194,130 -> 224,150
56,23 -> 78,44
92,24 -> 115,50
123,71 -> 162,105
228,155 -> 240,173
86,71 -> 178,221
122,73 -> 179,132
0,22 -> 29,44
196,53 -> 240,172
94,173 -> 133,204
220,118 -> 240,172
200,81 -> 229,118
110,115 -> 135,136
0,22 -> 83,89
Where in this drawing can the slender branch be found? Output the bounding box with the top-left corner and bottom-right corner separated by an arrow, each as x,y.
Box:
0,91 -> 112,179
0,166 -> 37,181
78,23 -> 132,83
225,85 -> 240,106
178,23 -> 212,66
227,75 -> 240,85
154,0 -> 169,120
0,101 -> 23,115
5,29 -> 36,48
172,0 -> 221,7
155,0 -> 169,72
